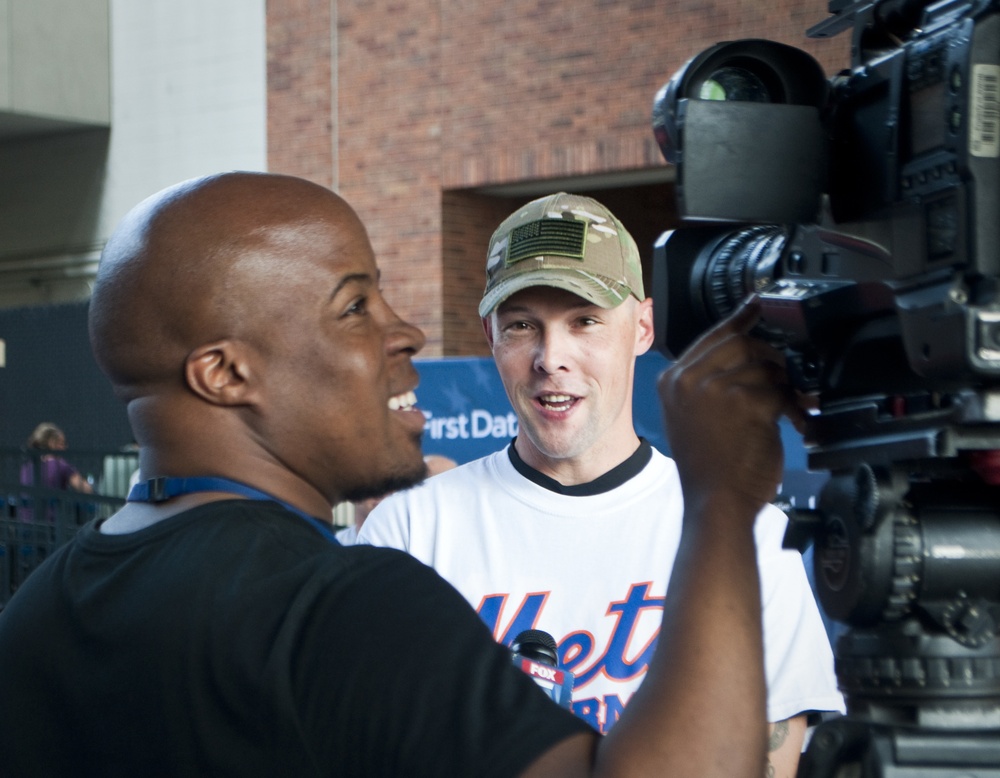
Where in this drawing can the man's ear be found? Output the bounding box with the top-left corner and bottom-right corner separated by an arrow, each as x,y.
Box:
185,341 -> 257,406
634,297 -> 655,356
482,315 -> 495,349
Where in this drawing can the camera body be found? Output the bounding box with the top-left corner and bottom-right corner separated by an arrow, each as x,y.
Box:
652,0 -> 1000,402
652,8 -> 1000,757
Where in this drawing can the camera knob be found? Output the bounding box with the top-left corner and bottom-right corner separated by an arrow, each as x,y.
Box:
852,463 -> 897,531
942,598 -> 998,649
852,464 -> 879,530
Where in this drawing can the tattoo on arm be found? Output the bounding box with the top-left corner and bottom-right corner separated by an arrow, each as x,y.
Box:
768,720 -> 790,752
765,720 -> 790,777
765,716 -> 806,778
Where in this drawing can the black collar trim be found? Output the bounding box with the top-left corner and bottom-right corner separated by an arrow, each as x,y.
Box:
507,438 -> 652,496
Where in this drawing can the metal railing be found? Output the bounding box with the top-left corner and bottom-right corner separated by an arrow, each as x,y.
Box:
0,447 -> 137,610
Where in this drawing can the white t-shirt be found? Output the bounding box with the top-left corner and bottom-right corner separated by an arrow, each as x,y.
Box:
359,444 -> 844,733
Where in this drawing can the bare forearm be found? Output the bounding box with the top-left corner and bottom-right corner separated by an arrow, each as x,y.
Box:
522,503 -> 768,778
595,495 -> 767,777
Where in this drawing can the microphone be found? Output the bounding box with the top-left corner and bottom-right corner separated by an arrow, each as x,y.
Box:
510,629 -> 574,709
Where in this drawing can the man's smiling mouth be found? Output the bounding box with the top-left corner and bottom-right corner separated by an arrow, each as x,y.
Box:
538,393 -> 575,412
388,390 -> 417,411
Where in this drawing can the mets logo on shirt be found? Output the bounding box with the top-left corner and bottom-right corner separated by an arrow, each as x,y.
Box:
477,582 -> 664,734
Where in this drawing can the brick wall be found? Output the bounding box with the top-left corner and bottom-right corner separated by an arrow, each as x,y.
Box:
267,0 -> 334,187
441,191 -> 519,355
267,0 -> 851,356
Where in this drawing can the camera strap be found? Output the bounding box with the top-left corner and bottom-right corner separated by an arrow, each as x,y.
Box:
127,476 -> 341,545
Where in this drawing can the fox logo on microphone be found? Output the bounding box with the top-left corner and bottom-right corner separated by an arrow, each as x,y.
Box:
510,629 -> 575,709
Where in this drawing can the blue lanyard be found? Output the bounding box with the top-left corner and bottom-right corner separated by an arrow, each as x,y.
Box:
127,476 -> 341,545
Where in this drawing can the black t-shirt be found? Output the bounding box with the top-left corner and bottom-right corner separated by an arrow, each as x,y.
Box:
0,500 -> 588,776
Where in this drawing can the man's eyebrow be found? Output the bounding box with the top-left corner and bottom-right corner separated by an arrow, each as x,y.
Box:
329,272 -> 375,300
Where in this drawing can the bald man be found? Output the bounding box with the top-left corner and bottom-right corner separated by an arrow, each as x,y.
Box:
0,172 -> 803,777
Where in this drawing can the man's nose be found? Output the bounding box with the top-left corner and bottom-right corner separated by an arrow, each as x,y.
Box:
385,309 -> 426,357
533,328 -> 571,374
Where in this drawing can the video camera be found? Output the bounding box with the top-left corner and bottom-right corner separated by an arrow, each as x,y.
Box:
652,0 -> 1000,400
651,1 -> 1000,774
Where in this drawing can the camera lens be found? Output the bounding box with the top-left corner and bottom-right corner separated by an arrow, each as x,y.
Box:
701,225 -> 786,320
698,67 -> 772,102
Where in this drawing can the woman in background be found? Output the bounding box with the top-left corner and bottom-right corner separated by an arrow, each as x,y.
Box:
20,422 -> 93,496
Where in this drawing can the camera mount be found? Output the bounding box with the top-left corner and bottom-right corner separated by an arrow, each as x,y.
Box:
651,0 -> 1000,774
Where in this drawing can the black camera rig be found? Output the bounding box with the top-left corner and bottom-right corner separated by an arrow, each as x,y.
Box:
651,1 -> 1000,774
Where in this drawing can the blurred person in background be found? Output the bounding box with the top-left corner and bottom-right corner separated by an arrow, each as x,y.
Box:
19,422 -> 94,496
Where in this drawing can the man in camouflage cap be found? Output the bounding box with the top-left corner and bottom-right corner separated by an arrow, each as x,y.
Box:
361,192 -> 843,778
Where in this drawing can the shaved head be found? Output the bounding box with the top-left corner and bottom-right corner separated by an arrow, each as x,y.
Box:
90,172 -> 363,400
89,172 -> 427,511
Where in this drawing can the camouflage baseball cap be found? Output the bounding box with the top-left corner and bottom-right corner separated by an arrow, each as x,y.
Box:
478,192 -> 645,317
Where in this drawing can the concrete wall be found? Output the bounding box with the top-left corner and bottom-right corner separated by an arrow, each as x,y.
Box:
104,2 -> 268,226
0,0 -> 110,125
0,0 -> 268,308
